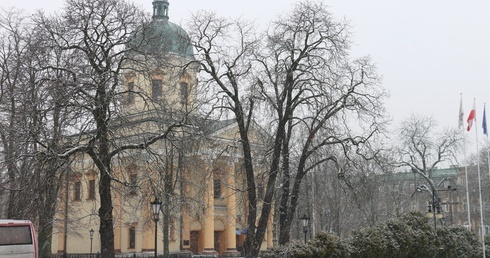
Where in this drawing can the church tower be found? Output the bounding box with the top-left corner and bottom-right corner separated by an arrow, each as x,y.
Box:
122,0 -> 197,116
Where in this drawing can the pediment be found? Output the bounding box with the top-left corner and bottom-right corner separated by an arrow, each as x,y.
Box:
208,119 -> 270,145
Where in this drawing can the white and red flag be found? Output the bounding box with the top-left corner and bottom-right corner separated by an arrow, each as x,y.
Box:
467,102 -> 476,131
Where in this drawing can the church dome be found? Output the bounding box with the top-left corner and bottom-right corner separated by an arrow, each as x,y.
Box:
129,0 -> 194,58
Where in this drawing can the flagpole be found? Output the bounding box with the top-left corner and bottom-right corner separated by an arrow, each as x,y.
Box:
461,94 -> 472,230
484,103 -> 490,258
484,103 -> 490,185
472,99 -> 486,258
464,160 -> 471,229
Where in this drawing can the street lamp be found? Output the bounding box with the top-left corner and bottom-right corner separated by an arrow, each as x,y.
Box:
426,196 -> 443,229
89,229 -> 94,258
447,185 -> 457,224
150,198 -> 162,258
426,201 -> 433,218
300,214 -> 309,244
418,183 -> 444,229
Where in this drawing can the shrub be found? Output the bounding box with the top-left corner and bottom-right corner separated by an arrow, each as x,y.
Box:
435,226 -> 481,258
268,212 -> 482,258
261,240 -> 313,258
349,212 -> 482,258
310,231 -> 351,258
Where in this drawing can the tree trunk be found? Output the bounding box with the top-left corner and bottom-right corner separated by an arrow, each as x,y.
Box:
6,95 -> 18,219
94,83 -> 115,258
164,171 -> 172,257
38,209 -> 54,258
278,124 -> 292,245
98,163 -> 114,258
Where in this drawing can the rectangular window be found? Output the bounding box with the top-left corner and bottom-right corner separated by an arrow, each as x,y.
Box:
169,218 -> 175,240
128,82 -> 135,104
74,181 -> 81,201
257,183 -> 264,200
129,226 -> 136,249
152,80 -> 162,100
129,174 -> 137,195
0,225 -> 32,245
180,82 -> 188,104
213,179 -> 221,199
88,179 -> 96,200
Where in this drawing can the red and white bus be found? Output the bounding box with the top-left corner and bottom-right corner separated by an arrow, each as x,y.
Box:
0,220 -> 37,258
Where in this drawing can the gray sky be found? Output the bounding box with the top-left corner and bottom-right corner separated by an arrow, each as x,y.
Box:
5,0 -> 490,144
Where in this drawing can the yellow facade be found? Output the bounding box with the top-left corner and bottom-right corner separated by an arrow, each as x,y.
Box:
52,138 -> 272,256
51,2 -> 273,256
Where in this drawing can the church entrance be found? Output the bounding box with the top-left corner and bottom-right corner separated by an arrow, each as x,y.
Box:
190,231 -> 199,254
214,231 -> 221,253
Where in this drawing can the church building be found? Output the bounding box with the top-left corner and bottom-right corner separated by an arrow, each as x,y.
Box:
51,0 -> 273,256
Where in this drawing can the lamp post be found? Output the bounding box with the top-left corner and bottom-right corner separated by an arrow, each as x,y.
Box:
418,183 -> 443,229
300,214 -> 309,244
426,189 -> 443,229
89,229 -> 94,258
151,198 -> 162,258
447,185 -> 457,224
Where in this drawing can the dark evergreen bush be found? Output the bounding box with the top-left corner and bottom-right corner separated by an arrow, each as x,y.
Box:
349,212 -> 482,258
266,212 -> 482,258
435,226 -> 481,258
309,231 -> 351,258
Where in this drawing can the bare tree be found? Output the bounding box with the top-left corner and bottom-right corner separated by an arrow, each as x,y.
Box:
34,0 -> 192,256
342,153 -> 394,227
188,1 -> 387,256
257,2 -> 386,244
187,11 -> 268,257
0,8 -> 34,220
0,8 -> 77,257
145,138 -> 195,257
395,115 -> 463,212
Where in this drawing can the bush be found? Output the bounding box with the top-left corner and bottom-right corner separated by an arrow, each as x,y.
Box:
349,224 -> 400,258
263,232 -> 350,258
268,212 -> 482,258
310,231 -> 351,258
261,240 -> 313,258
349,212 -> 482,258
435,226 -> 481,258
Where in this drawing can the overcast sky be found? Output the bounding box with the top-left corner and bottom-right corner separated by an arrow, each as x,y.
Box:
4,0 -> 490,147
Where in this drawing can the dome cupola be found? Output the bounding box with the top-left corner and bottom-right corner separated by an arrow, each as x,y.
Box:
152,0 -> 169,21
128,0 -> 194,58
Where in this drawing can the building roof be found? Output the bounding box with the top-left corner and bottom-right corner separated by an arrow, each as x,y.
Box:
128,0 -> 194,58
204,119 -> 236,134
379,166 -> 460,181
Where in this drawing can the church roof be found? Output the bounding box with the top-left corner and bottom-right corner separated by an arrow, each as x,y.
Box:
204,119 -> 236,134
128,0 -> 194,58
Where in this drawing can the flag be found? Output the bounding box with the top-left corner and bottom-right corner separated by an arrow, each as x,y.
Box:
467,102 -> 476,131
483,103 -> 487,135
459,94 -> 464,129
